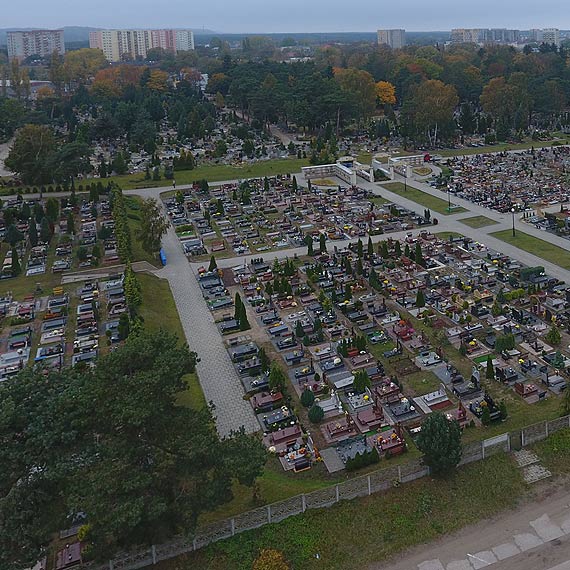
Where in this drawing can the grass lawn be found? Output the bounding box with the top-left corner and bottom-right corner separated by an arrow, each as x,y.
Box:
381,182 -> 466,215
107,158 -> 309,190
460,216 -> 499,229
533,427 -> 570,475
138,273 -> 206,411
370,195 -> 390,206
436,231 -> 464,240
403,370 -> 443,396
124,196 -> 159,266
490,229 -> 570,270
158,454 -> 526,570
438,138 -> 570,158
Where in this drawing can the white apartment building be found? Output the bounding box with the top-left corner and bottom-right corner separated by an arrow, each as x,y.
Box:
7,29 -> 65,61
89,29 -> 194,62
377,29 -> 406,49
542,28 -> 561,47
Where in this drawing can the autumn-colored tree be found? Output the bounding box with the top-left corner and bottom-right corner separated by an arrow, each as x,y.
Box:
404,80 -> 458,145
146,70 -> 169,92
334,67 -> 377,122
91,66 -> 145,98
64,48 -> 107,83
375,80 -> 396,106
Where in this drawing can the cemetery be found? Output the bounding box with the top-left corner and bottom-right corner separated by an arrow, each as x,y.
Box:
190,205 -> 570,475
164,175 -> 434,260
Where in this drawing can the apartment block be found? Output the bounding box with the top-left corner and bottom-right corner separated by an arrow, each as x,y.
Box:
7,29 -> 65,61
377,29 -> 406,49
89,29 -> 195,62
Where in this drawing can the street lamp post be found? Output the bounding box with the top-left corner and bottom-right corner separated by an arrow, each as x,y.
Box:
511,207 -> 516,238
447,187 -> 451,212
403,168 -> 407,191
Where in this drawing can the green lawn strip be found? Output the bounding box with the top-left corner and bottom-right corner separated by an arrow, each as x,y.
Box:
438,138 -> 570,158
403,370 -> 443,396
381,182 -> 466,215
436,231 -> 464,240
533,427 -> 570,474
106,158 -> 310,190
158,454 -> 525,570
138,273 -> 206,411
460,216 -> 499,229
124,196 -> 160,266
490,229 -> 570,270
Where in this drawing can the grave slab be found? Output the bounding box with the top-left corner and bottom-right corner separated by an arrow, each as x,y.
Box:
492,542 -> 520,560
513,532 -> 543,551
530,514 -> 564,542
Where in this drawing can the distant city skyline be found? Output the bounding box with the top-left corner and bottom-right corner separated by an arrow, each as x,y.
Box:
2,0 -> 569,33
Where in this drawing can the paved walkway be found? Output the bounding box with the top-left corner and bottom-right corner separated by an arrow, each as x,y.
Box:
148,202 -> 259,437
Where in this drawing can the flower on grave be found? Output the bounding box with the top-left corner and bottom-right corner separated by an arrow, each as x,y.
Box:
364,394 -> 369,401
469,340 -> 476,346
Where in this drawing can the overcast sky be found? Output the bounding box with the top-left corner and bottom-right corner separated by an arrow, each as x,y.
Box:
3,0 -> 568,33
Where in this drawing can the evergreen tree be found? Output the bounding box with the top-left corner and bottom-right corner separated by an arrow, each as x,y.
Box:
486,355 -> 495,380
367,236 -> 373,257
66,211 -> 75,235
28,221 -> 38,247
234,293 -> 243,322
394,241 -> 402,257
39,217 -> 52,243
208,255 -> 218,272
306,235 -> 314,256
416,413 -> 462,476
10,247 -> 21,276
415,289 -> 426,308
319,233 -> 327,253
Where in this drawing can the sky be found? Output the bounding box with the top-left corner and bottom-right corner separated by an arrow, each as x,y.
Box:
2,0 -> 568,33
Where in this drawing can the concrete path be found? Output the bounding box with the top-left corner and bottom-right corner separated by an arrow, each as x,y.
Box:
153,216 -> 259,437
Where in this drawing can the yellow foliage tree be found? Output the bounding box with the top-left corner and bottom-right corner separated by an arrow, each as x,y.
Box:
64,48 -> 107,83
146,70 -> 169,92
252,549 -> 290,570
375,81 -> 397,106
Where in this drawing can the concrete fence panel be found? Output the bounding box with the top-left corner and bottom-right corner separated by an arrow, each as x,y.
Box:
522,421 -> 548,446
303,485 -> 338,510
368,465 -> 399,493
337,474 -> 370,501
268,495 -> 304,524
193,520 -> 233,550
548,415 -> 570,435
233,505 -> 271,533
399,458 -> 428,483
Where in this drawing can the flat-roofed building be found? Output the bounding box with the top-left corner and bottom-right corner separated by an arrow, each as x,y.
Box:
7,29 -> 65,61
377,29 -> 406,49
89,29 -> 194,62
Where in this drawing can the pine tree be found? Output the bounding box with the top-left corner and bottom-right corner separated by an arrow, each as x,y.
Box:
357,239 -> 363,258
306,235 -> 314,256
367,237 -> 373,258
208,255 -> 217,272
234,293 -> 242,321
319,233 -> 327,253
11,247 -> 21,276
28,221 -> 38,246
486,355 -> 495,380
415,289 -> 426,308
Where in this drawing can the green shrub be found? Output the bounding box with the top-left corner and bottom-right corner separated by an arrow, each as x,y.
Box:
308,404 -> 324,423
300,389 -> 315,408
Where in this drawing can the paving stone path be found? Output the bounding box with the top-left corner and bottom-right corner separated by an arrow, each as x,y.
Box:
155,219 -> 259,437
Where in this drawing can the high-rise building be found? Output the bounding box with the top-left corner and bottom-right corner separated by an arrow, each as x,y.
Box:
89,29 -> 195,62
542,28 -> 561,47
377,29 -> 406,49
450,29 -> 485,44
7,29 -> 65,61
